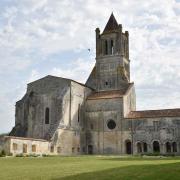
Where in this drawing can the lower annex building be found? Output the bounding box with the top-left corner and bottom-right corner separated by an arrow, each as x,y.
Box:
1,13 -> 180,155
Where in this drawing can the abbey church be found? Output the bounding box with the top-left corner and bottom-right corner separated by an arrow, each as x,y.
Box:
1,14 -> 180,155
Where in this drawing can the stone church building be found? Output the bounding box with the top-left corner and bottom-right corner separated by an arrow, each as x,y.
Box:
1,14 -> 180,155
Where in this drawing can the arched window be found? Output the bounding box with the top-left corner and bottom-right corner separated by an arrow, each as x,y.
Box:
125,140 -> 132,154
143,142 -> 148,153
32,145 -> 36,152
153,141 -> 160,153
166,142 -> 171,153
172,142 -> 177,153
110,40 -> 114,54
105,40 -> 108,55
45,107 -> 50,124
137,142 -> 142,153
78,104 -> 80,123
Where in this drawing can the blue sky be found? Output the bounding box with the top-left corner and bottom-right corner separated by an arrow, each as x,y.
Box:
0,0 -> 180,133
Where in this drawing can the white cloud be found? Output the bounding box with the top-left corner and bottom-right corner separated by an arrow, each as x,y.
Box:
0,0 -> 180,133
51,58 -> 95,83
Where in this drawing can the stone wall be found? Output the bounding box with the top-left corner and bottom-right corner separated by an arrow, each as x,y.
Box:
123,84 -> 136,117
1,136 -> 49,155
50,81 -> 92,155
123,117 -> 180,155
85,97 -> 124,154
95,54 -> 130,91
11,76 -> 71,140
10,76 -> 93,141
50,129 -> 83,155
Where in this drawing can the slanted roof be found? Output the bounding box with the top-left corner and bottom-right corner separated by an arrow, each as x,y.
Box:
126,108 -> 180,119
5,136 -> 49,142
28,75 -> 92,89
87,83 -> 134,100
103,13 -> 119,34
87,90 -> 124,100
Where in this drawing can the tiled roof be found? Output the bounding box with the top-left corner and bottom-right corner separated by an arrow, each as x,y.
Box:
103,13 -> 119,33
87,83 -> 133,100
87,90 -> 124,100
126,109 -> 180,119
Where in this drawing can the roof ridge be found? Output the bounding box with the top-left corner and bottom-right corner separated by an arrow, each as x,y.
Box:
27,74 -> 94,89
126,108 -> 180,119
131,108 -> 180,112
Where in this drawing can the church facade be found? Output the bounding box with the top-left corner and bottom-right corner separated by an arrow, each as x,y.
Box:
1,14 -> 180,156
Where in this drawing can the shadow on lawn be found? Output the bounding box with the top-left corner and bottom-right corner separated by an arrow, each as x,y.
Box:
53,162 -> 180,180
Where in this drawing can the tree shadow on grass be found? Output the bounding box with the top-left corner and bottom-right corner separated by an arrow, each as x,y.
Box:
52,162 -> 180,180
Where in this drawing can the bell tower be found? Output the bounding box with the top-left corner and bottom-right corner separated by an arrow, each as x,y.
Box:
95,13 -> 130,91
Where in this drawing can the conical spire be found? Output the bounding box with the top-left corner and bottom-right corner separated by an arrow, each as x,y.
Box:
103,13 -> 119,33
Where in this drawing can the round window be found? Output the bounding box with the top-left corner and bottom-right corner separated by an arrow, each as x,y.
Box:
107,120 -> 116,130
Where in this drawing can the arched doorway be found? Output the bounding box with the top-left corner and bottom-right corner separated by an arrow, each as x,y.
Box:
88,145 -> 93,154
172,142 -> 177,153
166,142 -> 171,153
153,141 -> 160,153
143,142 -> 148,153
137,142 -> 142,153
125,140 -> 132,154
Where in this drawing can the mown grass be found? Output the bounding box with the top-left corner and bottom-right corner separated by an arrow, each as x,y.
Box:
0,156 -> 180,180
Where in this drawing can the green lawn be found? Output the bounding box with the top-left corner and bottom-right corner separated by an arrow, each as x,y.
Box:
0,156 -> 180,180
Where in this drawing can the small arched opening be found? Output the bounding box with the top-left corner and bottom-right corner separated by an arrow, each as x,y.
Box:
137,142 -> 142,153
110,40 -> 114,54
166,142 -> 171,153
105,40 -> 108,55
172,142 -> 177,153
125,140 -> 132,154
88,145 -> 93,155
153,141 -> 160,153
143,142 -> 148,153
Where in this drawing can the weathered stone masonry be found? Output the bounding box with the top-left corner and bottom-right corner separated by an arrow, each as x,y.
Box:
1,13 -> 180,155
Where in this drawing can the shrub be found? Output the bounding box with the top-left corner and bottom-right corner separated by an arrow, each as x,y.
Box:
16,153 -> 24,157
26,154 -> 40,157
0,150 -> 6,157
42,154 -> 49,157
